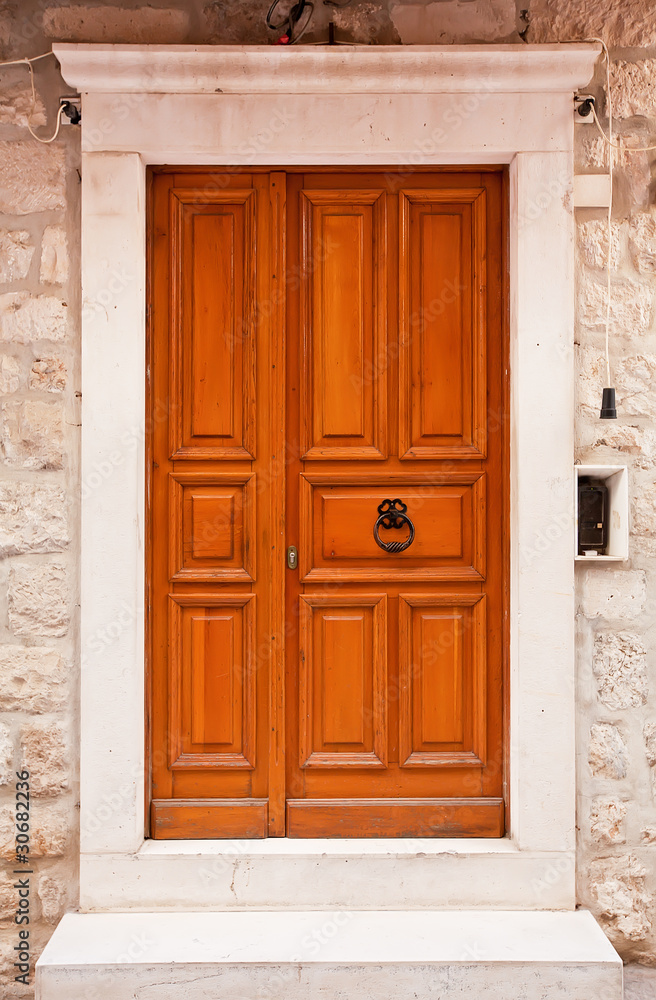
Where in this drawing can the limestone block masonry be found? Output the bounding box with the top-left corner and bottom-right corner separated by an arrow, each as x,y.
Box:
0,0 -> 650,997
0,12 -> 78,992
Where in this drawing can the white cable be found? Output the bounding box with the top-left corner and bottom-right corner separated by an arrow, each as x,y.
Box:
591,105 -> 656,152
585,38 -> 614,388
599,38 -> 613,388
24,57 -> 64,144
0,51 -> 63,144
582,38 -> 656,153
0,51 -> 53,68
582,39 -> 656,390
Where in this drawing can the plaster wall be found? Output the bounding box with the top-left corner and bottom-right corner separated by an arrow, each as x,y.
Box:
0,1 -> 654,995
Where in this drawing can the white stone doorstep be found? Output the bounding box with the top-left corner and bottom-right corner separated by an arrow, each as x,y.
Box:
36,911 -> 622,1000
79,846 -> 578,911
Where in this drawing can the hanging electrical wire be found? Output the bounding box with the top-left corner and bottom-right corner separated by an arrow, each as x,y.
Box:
24,57 -> 64,143
591,107 -> 656,153
581,38 -> 656,417
590,37 -> 616,409
0,52 -> 53,69
586,39 -> 656,153
0,51 -> 63,143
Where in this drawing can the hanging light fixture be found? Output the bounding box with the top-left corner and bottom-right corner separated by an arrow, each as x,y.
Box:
600,386 -> 617,419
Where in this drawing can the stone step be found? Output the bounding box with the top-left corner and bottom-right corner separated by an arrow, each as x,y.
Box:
37,909 -> 622,999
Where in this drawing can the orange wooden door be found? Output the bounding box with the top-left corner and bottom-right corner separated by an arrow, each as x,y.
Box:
149,168 -> 506,840
284,170 -> 506,838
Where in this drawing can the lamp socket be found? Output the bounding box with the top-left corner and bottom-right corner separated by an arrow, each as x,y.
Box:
574,94 -> 596,124
59,96 -> 81,125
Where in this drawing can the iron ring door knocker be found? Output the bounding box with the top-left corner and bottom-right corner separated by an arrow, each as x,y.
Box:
373,499 -> 416,553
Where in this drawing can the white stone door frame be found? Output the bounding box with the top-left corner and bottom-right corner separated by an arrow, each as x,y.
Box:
56,42 -> 599,913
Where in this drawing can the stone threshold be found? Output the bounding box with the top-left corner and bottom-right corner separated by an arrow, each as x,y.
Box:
37,909 -> 622,999
80,842 -> 579,910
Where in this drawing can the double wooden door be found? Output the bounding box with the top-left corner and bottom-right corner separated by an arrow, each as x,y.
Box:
149,168 -> 507,839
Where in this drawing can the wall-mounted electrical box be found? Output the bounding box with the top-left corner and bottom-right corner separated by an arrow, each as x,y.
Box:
575,465 -> 628,562
573,174 -> 612,209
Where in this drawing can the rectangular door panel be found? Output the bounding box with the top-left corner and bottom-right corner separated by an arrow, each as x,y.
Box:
286,797 -> 504,838
169,189 -> 256,460
169,473 -> 256,581
168,595 -> 256,770
398,594 -> 487,767
299,475 -> 485,581
151,799 -> 267,840
300,190 -> 387,460
399,189 -> 487,460
298,595 -> 387,768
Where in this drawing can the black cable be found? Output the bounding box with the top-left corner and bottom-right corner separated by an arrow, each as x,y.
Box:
266,0 -> 291,30
289,3 -> 315,42
266,0 -> 310,39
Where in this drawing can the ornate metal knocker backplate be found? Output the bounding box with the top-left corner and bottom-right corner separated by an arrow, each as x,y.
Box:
373,498 -> 416,553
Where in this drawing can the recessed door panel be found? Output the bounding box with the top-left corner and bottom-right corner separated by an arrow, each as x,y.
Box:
170,189 -> 256,460
299,475 -> 485,581
399,189 -> 487,460
169,473 -> 256,581
299,595 -> 387,768
300,190 -> 387,460
168,595 -> 256,770
398,595 -> 487,767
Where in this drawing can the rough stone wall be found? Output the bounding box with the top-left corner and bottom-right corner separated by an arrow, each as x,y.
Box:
0,0 -> 654,995
0,6 -> 80,994
538,5 -> 656,965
